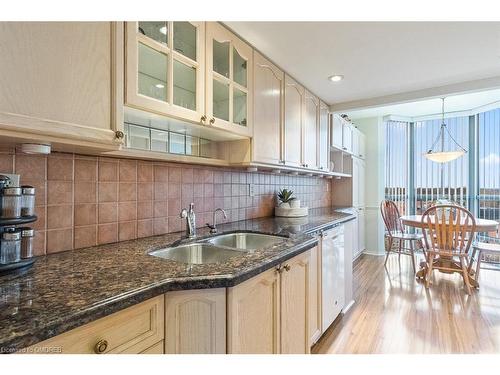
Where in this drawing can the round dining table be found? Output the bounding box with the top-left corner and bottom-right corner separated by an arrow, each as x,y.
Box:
400,215 -> 499,287
400,215 -> 499,233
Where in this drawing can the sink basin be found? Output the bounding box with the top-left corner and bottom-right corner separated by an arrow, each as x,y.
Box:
207,232 -> 285,250
150,243 -> 245,264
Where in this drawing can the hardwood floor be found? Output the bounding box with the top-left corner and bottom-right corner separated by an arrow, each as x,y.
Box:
312,253 -> 500,354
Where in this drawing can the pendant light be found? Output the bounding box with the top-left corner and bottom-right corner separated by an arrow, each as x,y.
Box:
423,97 -> 467,163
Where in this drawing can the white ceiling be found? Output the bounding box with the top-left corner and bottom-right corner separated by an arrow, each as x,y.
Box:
346,87 -> 500,119
225,22 -> 500,106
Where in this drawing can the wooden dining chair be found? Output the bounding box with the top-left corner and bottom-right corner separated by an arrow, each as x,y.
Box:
380,200 -> 423,273
421,205 -> 477,295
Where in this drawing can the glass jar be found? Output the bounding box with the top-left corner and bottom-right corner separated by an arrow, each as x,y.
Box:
20,227 -> 34,259
21,186 -> 36,217
0,230 -> 21,264
1,187 -> 22,218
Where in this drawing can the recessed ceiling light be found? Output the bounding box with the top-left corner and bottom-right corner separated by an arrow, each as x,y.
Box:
328,75 -> 344,82
159,26 -> 167,35
155,83 -> 165,89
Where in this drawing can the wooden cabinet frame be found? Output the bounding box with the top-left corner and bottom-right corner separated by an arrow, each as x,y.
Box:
205,22 -> 253,137
125,21 -> 206,124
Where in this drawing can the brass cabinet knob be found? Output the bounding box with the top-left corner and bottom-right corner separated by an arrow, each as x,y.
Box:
94,339 -> 108,354
209,117 -> 215,125
200,115 -> 207,123
284,264 -> 291,272
115,131 -> 124,140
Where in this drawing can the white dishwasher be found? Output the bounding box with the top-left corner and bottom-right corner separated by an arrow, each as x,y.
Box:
321,224 -> 346,333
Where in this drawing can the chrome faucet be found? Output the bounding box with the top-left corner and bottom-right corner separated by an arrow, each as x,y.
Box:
180,203 -> 196,238
206,208 -> 227,234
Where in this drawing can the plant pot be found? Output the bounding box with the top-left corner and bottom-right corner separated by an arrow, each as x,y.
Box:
279,202 -> 290,209
290,199 -> 301,208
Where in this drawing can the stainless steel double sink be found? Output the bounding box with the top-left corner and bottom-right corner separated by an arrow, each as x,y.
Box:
149,232 -> 285,265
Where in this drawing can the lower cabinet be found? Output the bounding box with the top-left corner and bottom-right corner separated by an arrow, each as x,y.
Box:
23,250 -> 324,355
309,245 -> 322,346
227,249 -> 312,354
25,295 -> 164,354
164,288 -> 226,354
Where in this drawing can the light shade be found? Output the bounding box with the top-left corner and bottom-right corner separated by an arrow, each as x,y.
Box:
423,150 -> 465,163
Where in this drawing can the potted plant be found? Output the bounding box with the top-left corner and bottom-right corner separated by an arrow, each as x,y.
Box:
277,189 -> 296,209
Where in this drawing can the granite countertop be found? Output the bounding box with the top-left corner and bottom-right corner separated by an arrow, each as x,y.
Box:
0,207 -> 353,351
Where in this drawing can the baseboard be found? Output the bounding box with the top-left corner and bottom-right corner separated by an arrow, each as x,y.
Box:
342,299 -> 356,314
362,250 -> 385,257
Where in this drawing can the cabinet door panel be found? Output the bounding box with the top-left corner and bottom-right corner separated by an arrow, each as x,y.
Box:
205,22 -> 252,137
125,21 -> 205,124
252,52 -> 283,165
331,114 -> 343,149
165,288 -> 226,354
227,268 -> 280,354
281,250 -> 311,354
303,91 -> 319,169
309,245 -> 322,345
284,75 -> 304,167
318,101 -> 330,171
342,123 -> 353,153
0,22 -> 119,146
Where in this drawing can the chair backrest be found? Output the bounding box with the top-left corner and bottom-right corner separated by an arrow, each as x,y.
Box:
380,200 -> 403,235
421,204 -> 476,255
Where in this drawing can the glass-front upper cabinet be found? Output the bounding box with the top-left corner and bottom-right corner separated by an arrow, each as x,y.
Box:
125,22 -> 205,124
205,22 -> 253,137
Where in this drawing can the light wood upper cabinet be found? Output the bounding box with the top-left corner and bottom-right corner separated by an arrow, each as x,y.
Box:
303,90 -> 319,169
0,22 -> 122,150
252,51 -> 284,165
318,101 -> 330,171
227,267 -> 280,354
165,288 -> 226,354
283,74 -> 304,168
342,122 -> 353,154
125,21 -> 205,124
281,250 -> 311,354
205,22 -> 253,137
331,114 -> 343,149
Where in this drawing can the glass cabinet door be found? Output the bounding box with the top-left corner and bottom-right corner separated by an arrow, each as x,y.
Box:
206,22 -> 252,136
126,22 -> 205,124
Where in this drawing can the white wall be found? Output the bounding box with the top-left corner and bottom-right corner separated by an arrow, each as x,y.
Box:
355,117 -> 386,255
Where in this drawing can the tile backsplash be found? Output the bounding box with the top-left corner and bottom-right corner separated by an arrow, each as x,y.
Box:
0,149 -> 332,255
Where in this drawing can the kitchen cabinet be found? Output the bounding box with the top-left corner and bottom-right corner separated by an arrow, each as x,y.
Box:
309,245 -> 322,346
352,157 -> 366,207
357,208 -> 366,256
280,250 -> 311,354
252,51 -> 284,165
125,21 -> 205,124
331,114 -> 344,149
321,226 -> 345,332
165,288 -> 226,354
25,295 -> 164,354
318,101 -> 330,171
205,22 -> 253,137
227,249 -> 312,354
0,22 -> 123,151
352,127 -> 366,159
342,122 -> 353,154
227,267 -> 280,354
283,74 -> 305,168
302,90 -> 319,169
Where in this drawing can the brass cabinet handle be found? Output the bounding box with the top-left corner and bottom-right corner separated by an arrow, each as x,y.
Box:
94,339 -> 108,354
115,131 -> 124,140
209,117 -> 216,125
200,115 -> 207,123
276,265 -> 283,273
284,264 -> 291,272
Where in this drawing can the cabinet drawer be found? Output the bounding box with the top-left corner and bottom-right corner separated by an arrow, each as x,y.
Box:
26,295 -> 164,354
